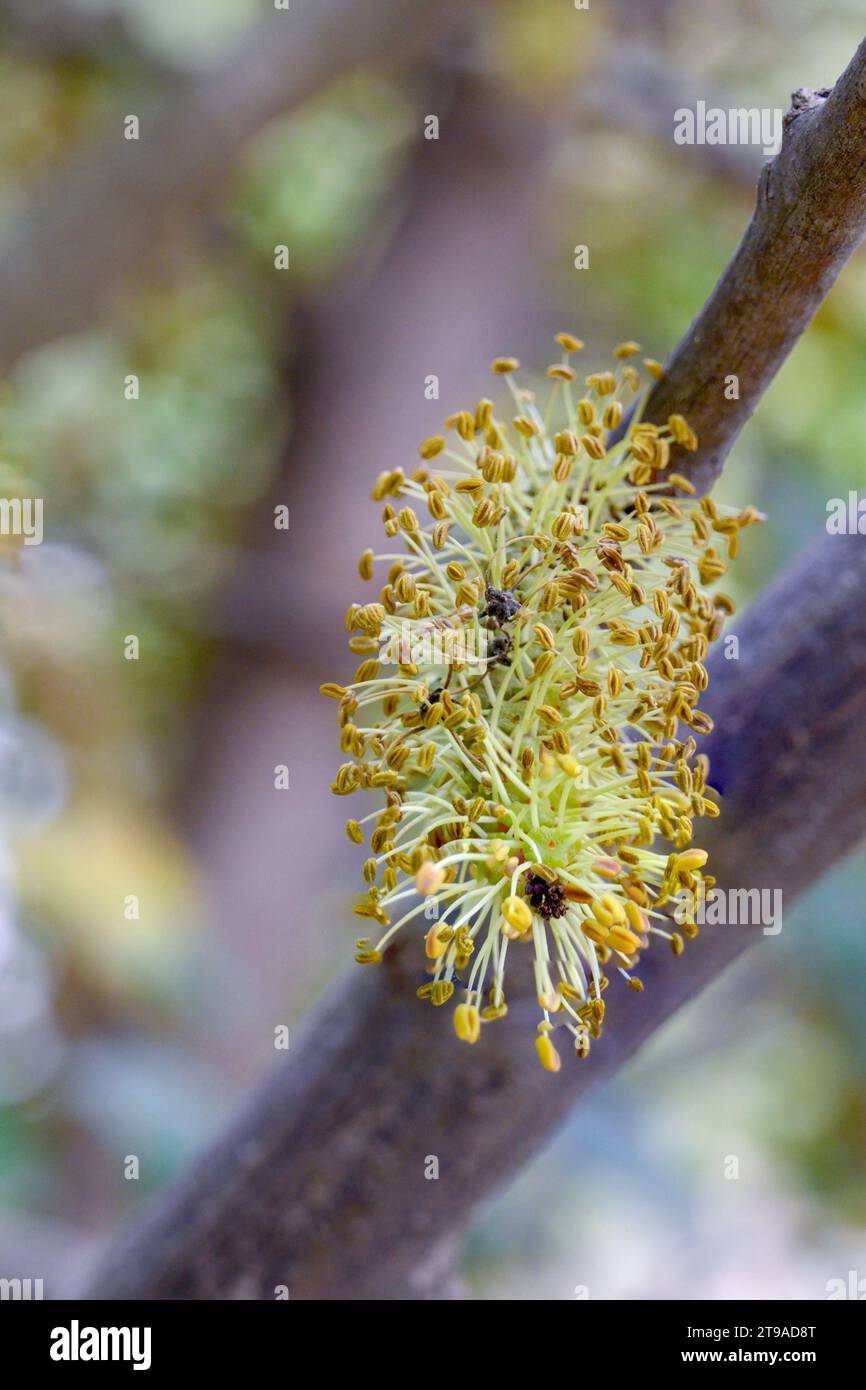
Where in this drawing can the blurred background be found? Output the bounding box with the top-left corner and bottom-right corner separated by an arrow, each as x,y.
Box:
0,0 -> 864,1299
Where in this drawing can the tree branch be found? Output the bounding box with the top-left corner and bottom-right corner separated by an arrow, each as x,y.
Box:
0,0 -> 469,373
640,36 -> 866,491
82,527 -> 866,1300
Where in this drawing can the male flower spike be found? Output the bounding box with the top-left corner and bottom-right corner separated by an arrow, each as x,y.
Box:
322,337 -> 761,1071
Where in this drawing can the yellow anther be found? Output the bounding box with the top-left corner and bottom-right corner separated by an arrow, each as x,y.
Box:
557,753 -> 581,777
424,924 -> 448,960
675,848 -> 709,872
502,895 -> 533,934
592,857 -> 621,879
624,899 -> 648,934
607,926 -> 641,955
415,861 -> 446,896
599,893 -> 626,924
454,1003 -> 481,1043
590,897 -> 614,927
535,1032 -> 562,1072
418,435 -> 445,459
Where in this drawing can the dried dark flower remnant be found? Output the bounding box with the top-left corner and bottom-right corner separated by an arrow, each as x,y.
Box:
323,336 -> 762,1070
523,870 -> 568,920
481,586 -> 522,626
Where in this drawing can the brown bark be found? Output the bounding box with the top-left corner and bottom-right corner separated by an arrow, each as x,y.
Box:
640,38 -> 866,491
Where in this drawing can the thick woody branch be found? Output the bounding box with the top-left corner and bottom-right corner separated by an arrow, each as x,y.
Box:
84,528 -> 866,1300
0,0 -> 467,373
641,36 -> 866,491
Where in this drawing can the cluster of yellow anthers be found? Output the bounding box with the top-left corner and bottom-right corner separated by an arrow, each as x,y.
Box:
322,336 -> 761,1071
